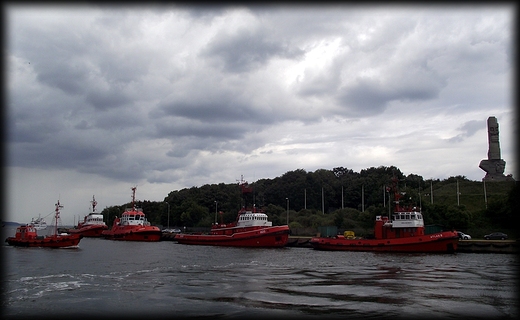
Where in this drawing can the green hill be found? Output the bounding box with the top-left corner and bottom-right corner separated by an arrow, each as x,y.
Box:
100,166 -> 518,239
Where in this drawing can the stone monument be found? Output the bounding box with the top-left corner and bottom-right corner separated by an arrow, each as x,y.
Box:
479,116 -> 514,181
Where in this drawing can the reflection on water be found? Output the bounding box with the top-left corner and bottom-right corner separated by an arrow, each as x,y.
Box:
2,232 -> 518,319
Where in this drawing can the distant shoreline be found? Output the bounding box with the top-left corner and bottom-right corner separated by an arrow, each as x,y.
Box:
2,221 -> 21,226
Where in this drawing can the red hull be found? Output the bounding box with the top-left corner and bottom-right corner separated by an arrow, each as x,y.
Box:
102,227 -> 162,242
310,231 -> 458,253
175,226 -> 290,247
6,234 -> 82,248
69,225 -> 108,237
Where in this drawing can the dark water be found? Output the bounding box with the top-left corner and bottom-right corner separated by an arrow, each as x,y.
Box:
1,227 -> 518,319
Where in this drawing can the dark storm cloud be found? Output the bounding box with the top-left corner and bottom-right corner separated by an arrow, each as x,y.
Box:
334,59 -> 446,117
448,120 -> 485,143
156,97 -> 272,125
202,27 -> 305,73
155,117 -> 247,140
10,132 -> 111,169
335,79 -> 391,116
36,64 -> 87,96
85,89 -> 132,110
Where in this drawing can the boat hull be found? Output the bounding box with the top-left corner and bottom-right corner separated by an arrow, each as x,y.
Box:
174,226 -> 290,247
309,231 -> 459,253
102,227 -> 162,242
68,225 -> 108,237
5,234 -> 83,248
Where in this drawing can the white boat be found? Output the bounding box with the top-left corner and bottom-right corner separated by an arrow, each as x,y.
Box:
29,215 -> 47,230
68,195 -> 108,237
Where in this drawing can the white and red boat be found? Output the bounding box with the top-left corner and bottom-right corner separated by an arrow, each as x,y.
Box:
175,178 -> 290,247
6,200 -> 82,248
68,195 -> 108,237
309,176 -> 459,253
29,215 -> 47,230
101,187 -> 161,242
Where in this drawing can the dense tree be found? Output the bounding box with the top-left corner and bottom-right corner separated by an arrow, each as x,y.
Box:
99,167 -> 517,238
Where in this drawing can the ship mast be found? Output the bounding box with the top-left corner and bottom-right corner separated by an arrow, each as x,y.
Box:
54,200 -> 63,236
91,195 -> 97,213
131,187 -> 137,211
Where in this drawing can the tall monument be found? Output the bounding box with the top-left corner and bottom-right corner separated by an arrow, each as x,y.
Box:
479,116 -> 513,181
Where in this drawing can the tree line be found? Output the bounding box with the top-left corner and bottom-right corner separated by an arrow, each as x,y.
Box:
100,165 -> 518,238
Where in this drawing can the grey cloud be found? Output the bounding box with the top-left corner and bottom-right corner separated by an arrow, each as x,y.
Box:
157,98 -> 270,124
202,28 -> 305,73
448,120 -> 485,143
335,79 -> 392,117
154,117 -> 247,140
74,120 -> 91,130
335,60 -> 446,117
10,134 -> 111,170
36,65 -> 87,95
10,122 -> 53,144
85,89 -> 132,110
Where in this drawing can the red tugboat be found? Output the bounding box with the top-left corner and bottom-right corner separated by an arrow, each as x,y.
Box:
68,195 -> 108,237
101,187 -> 161,242
175,177 -> 290,247
6,200 -> 82,248
309,177 -> 459,253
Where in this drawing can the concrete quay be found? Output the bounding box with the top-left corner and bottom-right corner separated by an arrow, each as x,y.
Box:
456,239 -> 518,253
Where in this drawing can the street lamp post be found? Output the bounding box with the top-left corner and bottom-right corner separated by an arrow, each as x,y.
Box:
286,198 -> 289,225
214,201 -> 218,224
164,201 -> 170,229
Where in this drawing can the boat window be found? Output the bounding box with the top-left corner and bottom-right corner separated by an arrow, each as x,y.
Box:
418,214 -> 422,219
405,214 -> 410,219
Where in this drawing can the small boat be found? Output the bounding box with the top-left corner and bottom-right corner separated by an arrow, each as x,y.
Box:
309,176 -> 459,253
68,195 -> 108,237
174,177 -> 290,247
29,215 -> 47,230
6,200 -> 82,248
101,187 -> 162,242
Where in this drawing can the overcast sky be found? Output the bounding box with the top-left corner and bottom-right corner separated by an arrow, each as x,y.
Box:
4,4 -> 516,226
